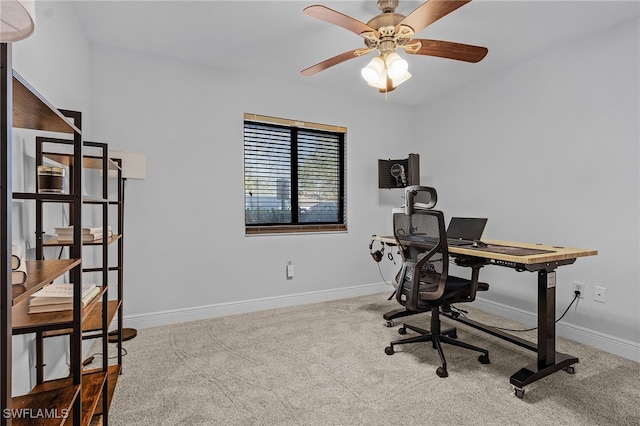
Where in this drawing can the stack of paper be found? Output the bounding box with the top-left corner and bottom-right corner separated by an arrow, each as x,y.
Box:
29,283 -> 100,314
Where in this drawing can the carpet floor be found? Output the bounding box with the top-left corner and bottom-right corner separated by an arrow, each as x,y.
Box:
99,293 -> 640,425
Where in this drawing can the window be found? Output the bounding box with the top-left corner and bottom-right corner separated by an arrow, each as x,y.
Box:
244,113 -> 346,234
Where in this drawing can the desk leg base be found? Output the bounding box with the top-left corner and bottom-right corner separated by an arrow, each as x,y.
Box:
510,352 -> 578,397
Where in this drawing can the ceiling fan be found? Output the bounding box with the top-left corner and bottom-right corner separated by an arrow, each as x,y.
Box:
300,0 -> 488,93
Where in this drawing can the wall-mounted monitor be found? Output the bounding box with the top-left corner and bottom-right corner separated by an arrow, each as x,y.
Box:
378,153 -> 420,189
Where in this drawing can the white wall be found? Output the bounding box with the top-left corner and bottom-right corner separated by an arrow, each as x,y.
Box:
416,18 -> 639,355
86,44 -> 414,322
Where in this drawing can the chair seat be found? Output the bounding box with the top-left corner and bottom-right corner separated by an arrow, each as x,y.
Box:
407,275 -> 470,310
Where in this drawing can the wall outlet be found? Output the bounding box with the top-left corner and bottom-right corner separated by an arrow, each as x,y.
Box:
286,260 -> 294,280
573,282 -> 584,299
594,286 -> 606,303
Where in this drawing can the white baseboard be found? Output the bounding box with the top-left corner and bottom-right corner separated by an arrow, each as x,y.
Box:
472,297 -> 640,362
122,285 -> 638,363
124,283 -> 391,330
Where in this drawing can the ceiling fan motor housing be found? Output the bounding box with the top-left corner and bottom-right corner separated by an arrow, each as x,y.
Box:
378,0 -> 399,13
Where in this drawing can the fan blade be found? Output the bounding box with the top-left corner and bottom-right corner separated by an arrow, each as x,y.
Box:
301,49 -> 369,77
405,39 -> 488,63
304,5 -> 379,38
397,0 -> 471,35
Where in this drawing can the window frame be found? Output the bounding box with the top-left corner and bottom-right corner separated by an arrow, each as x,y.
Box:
244,113 -> 347,235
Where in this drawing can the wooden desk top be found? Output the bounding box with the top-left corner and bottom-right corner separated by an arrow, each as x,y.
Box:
373,236 -> 597,265
452,239 -> 597,265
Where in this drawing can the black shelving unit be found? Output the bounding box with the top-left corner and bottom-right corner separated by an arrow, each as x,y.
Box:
1,43 -> 122,425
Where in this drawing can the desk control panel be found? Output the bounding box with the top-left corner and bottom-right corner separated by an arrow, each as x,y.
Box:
488,258 -> 520,269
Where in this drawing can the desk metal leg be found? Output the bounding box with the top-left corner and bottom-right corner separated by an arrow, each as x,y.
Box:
509,269 -> 578,397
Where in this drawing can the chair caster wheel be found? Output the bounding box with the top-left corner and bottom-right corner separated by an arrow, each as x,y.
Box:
478,354 -> 490,364
436,367 -> 448,378
398,327 -> 407,335
385,320 -> 394,328
514,388 -> 525,399
564,365 -> 576,374
385,346 -> 395,355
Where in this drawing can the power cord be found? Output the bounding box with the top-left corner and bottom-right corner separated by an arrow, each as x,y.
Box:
84,347 -> 128,366
376,247 -> 399,288
452,290 -> 581,333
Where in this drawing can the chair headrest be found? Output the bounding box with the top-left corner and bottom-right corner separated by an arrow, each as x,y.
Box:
405,186 -> 437,215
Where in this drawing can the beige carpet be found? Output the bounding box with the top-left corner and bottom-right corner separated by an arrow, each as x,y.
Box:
100,293 -> 640,425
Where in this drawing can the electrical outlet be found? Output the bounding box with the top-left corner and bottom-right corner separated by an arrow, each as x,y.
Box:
573,282 -> 584,299
286,260 -> 294,280
594,286 -> 606,303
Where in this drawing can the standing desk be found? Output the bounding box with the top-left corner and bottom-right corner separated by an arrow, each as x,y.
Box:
374,236 -> 597,398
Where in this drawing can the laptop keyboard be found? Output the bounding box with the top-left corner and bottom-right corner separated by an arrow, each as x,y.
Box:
447,238 -> 474,246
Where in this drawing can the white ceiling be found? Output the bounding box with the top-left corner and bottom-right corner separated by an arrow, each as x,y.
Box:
70,0 -> 639,107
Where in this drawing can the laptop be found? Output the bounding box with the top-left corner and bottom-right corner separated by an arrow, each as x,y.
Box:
446,217 -> 488,246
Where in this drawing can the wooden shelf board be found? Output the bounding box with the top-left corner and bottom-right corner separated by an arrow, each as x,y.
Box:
12,71 -> 81,134
12,286 -> 106,334
43,300 -> 121,338
90,365 -> 121,417
81,197 -> 109,204
11,384 -> 80,426
44,234 -> 121,247
31,371 -> 107,426
12,259 -> 81,306
82,300 -> 121,333
12,192 -> 75,202
42,152 -> 120,171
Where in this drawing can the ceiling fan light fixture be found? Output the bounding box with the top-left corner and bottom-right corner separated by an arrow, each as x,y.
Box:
361,56 -> 385,84
385,52 -> 408,79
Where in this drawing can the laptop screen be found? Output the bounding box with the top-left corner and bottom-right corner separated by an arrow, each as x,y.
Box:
446,217 -> 488,240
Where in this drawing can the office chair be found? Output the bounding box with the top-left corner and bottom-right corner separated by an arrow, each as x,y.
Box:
385,209 -> 490,378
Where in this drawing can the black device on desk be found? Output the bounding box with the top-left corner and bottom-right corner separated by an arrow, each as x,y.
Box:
393,217 -> 487,247
446,217 -> 488,246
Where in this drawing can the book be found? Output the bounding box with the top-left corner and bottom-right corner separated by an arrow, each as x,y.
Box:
29,283 -> 97,306
11,251 -> 27,285
55,226 -> 113,242
54,226 -> 111,235
57,231 -> 113,243
12,270 -> 27,285
28,288 -> 100,313
28,284 -> 100,314
11,254 -> 21,270
12,244 -> 24,270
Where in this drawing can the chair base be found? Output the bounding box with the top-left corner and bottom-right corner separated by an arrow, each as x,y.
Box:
385,307 -> 490,377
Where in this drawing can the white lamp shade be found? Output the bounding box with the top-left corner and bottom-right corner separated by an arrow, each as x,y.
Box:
367,68 -> 388,89
0,0 -> 36,42
361,56 -> 385,85
385,52 -> 409,79
391,71 -> 412,87
109,150 -> 147,180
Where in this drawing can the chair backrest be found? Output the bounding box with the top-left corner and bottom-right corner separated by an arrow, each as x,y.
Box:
393,209 -> 449,311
